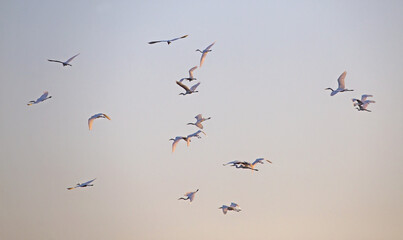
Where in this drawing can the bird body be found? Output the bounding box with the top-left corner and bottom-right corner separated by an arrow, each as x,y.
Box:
178,189 -> 199,202
27,91 -> 52,106
148,35 -> 188,45
67,178 -> 96,190
48,53 -> 80,66
325,71 -> 353,96
176,81 -> 201,95
179,66 -> 198,82
352,94 -> 373,106
196,42 -> 215,67
88,113 -> 111,130
187,114 -> 211,129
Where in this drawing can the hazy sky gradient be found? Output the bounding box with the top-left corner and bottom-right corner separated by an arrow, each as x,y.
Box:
1,1 -> 403,239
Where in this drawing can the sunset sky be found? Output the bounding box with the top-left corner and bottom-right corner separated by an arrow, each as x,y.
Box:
1,1 -> 402,239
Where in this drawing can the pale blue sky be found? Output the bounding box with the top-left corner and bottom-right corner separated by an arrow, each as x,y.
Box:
1,1 -> 402,239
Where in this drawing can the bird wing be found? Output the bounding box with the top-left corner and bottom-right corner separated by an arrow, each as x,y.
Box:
81,178 -> 96,186
37,91 -> 49,102
204,41 -> 216,51
230,202 -> 239,208
148,40 -> 164,44
67,187 -> 76,190
337,71 -> 347,89
172,138 -> 181,153
190,82 -> 201,92
200,52 -> 208,67
188,66 -> 198,78
195,114 -> 203,121
170,35 -> 188,42
221,206 -> 228,214
176,81 -> 191,92
103,113 -> 111,120
88,117 -> 95,130
195,122 -> 203,129
361,94 -> 373,102
47,59 -> 64,64
65,53 -> 80,64
223,161 -> 241,166
189,192 -> 196,202
252,158 -> 264,165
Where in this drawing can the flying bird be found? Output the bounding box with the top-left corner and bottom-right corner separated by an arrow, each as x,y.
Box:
178,189 -> 199,202
27,91 -> 52,106
219,202 -> 241,215
176,81 -> 201,95
88,113 -> 111,130
187,114 -> 211,129
356,100 -> 376,112
179,66 -> 198,82
148,35 -> 188,45
352,94 -> 373,106
196,42 -> 215,67
325,71 -> 354,96
67,178 -> 96,190
169,136 -> 189,153
187,130 -> 206,140
48,53 -> 80,66
223,158 -> 272,171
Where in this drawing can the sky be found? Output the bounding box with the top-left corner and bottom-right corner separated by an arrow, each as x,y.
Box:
0,0 -> 403,239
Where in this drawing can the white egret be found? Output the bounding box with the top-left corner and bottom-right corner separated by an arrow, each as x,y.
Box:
223,158 -> 272,171
179,66 -> 198,82
88,113 -> 111,130
27,91 -> 52,106
356,100 -> 376,112
178,189 -> 199,202
219,202 -> 241,214
169,136 -> 189,153
48,53 -> 80,66
325,71 -> 354,96
67,178 -> 96,190
187,114 -> 211,129
352,94 -> 373,106
196,42 -> 215,67
148,35 -> 188,45
176,81 -> 201,95
187,130 -> 206,140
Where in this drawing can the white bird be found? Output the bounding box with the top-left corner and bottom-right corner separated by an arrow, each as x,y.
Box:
196,42 -> 215,67
219,202 -> 241,215
187,114 -> 211,129
88,113 -> 111,130
27,91 -> 52,106
356,100 -> 376,112
48,53 -> 80,66
169,136 -> 190,153
178,189 -> 199,202
67,178 -> 96,190
148,35 -> 188,45
352,94 -> 373,106
176,81 -> 201,95
179,66 -> 198,82
223,158 -> 272,171
325,71 -> 354,96
187,130 -> 206,140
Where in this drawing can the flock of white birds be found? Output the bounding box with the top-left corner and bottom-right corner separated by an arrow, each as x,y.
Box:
26,33 -> 375,215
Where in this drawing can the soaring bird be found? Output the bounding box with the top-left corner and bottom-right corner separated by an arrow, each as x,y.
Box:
352,94 -> 373,106
27,91 -> 52,106
196,42 -> 215,67
88,113 -> 111,130
169,136 -> 189,153
187,114 -> 211,129
67,178 -> 96,190
148,35 -> 188,45
176,81 -> 201,95
356,100 -> 376,112
325,71 -> 353,96
219,202 -> 241,215
178,189 -> 199,202
223,158 -> 272,171
48,53 -> 80,66
179,66 -> 198,82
